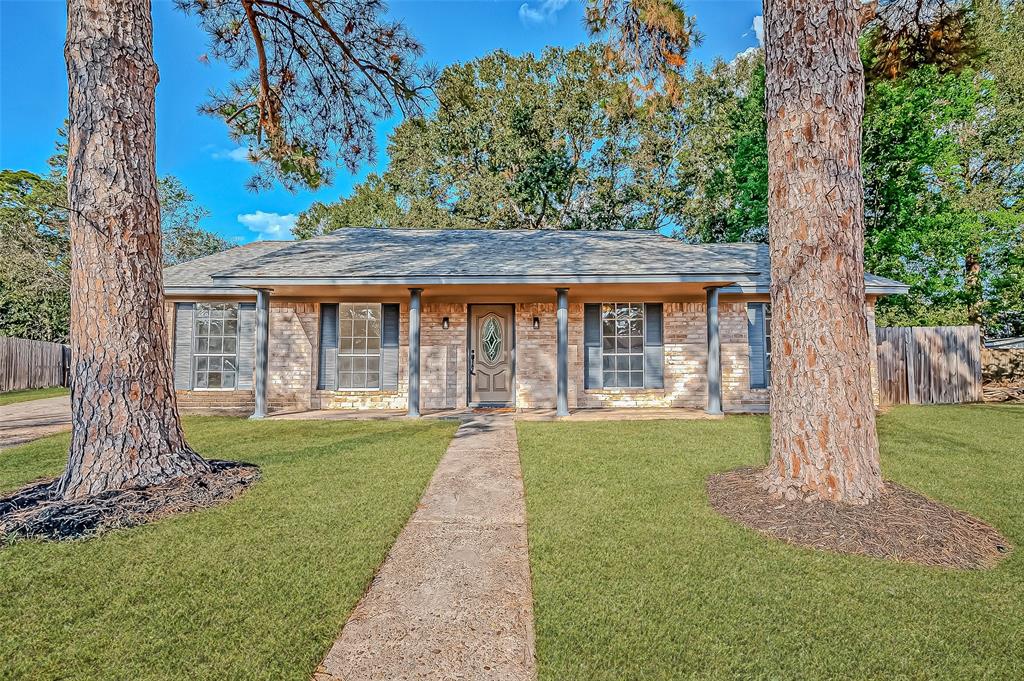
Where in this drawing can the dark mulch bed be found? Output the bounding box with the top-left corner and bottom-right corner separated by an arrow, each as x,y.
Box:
0,460 -> 260,542
707,467 -> 1012,570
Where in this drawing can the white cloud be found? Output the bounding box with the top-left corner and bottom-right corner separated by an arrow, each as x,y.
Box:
752,15 -> 764,46
731,46 -> 761,65
518,0 -> 569,25
238,211 -> 297,241
212,146 -> 252,162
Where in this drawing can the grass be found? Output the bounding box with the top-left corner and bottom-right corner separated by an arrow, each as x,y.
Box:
518,404 -> 1024,681
0,416 -> 457,681
0,386 -> 68,407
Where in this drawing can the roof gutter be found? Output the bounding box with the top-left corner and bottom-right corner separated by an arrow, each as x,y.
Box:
210,272 -> 758,287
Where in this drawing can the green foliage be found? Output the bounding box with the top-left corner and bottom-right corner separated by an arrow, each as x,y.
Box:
863,1 -> 1024,334
669,51 -> 768,242
0,417 -> 456,679
0,165 -> 71,343
519,404 -> 1024,680
297,46 -> 676,234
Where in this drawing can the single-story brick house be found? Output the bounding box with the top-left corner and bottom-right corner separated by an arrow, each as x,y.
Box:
163,228 -> 908,417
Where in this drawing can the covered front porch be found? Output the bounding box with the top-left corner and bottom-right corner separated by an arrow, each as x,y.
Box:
243,281 -> 741,420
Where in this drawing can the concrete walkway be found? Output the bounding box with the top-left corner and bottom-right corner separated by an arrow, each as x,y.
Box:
0,395 -> 72,450
314,414 -> 537,681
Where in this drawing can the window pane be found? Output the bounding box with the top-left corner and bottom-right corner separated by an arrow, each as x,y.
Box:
353,356 -> 366,373
338,372 -> 352,389
629,336 -> 643,352
208,372 -> 222,388
222,372 -> 236,389
339,356 -> 354,373
195,373 -> 208,389
224,319 -> 238,336
366,335 -> 380,351
603,370 -> 616,387
365,356 -> 380,374
340,337 -> 354,353
353,336 -> 366,352
603,355 -> 615,372
209,319 -> 223,336
196,338 -> 209,354
616,337 -> 629,353
208,337 -> 223,354
630,355 -> 644,372
196,320 -> 210,335
223,357 -> 237,372
223,337 -> 237,354
196,356 -> 208,371
616,356 -> 629,372
630,371 -> 644,387
365,371 -> 380,389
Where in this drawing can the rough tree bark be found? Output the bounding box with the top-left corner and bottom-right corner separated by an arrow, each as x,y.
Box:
60,0 -> 209,499
762,0 -> 884,504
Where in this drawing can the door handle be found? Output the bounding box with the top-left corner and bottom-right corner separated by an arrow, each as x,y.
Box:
470,349 -> 476,375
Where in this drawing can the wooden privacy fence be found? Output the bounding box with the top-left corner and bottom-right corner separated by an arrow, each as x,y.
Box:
0,336 -> 70,393
875,325 -> 983,406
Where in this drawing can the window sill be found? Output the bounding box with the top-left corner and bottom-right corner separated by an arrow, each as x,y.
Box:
585,388 -> 664,394
192,387 -> 238,392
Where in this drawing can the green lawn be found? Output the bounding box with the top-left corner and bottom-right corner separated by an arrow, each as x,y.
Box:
0,386 -> 68,407
0,417 -> 457,681
518,405 -> 1024,681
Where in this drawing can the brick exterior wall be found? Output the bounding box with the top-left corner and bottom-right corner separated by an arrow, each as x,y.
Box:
268,301 -> 318,412
166,295 -> 880,414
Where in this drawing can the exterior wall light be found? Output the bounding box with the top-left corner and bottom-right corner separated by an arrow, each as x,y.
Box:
442,317 -> 450,330
533,317 -> 541,330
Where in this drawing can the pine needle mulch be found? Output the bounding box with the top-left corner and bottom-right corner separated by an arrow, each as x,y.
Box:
0,460 -> 260,541
707,466 -> 1012,569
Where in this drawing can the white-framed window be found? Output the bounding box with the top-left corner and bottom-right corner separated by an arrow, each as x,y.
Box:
339,303 -> 382,389
601,302 -> 645,388
764,303 -> 772,386
194,302 -> 239,389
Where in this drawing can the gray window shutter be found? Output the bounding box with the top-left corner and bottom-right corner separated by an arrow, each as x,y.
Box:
747,303 -> 767,389
173,303 -> 194,390
644,303 -> 665,389
381,303 -> 400,391
236,302 -> 256,389
584,303 -> 602,389
318,303 -> 339,390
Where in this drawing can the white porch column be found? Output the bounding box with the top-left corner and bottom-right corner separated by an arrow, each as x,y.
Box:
556,288 -> 569,417
705,286 -> 723,415
251,287 -> 270,419
408,288 -> 422,417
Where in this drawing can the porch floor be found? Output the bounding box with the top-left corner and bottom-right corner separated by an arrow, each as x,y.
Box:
267,406 -> 748,422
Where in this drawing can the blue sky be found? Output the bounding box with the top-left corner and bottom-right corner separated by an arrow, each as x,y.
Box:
0,0 -> 762,243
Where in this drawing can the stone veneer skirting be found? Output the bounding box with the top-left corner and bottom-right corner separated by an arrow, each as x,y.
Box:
168,298 -> 880,413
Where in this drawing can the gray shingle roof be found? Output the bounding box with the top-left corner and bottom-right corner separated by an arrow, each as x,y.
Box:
212,228 -> 760,282
164,240 -> 292,290
163,228 -> 909,294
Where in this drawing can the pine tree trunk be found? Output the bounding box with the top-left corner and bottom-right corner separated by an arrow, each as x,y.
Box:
60,0 -> 209,500
762,0 -> 883,504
